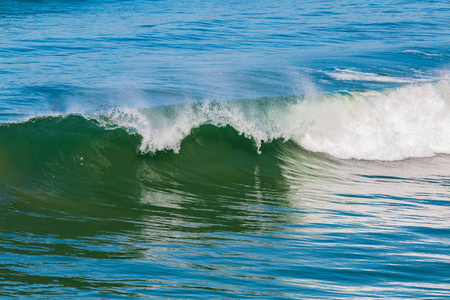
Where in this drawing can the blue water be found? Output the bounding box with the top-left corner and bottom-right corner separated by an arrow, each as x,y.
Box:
1,0 -> 450,298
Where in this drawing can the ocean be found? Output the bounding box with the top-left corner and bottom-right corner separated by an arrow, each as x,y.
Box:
1,0 -> 450,298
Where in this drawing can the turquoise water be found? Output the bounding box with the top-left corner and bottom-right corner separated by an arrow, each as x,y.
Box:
1,0 -> 450,298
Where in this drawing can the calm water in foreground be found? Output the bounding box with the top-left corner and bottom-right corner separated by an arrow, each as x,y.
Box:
1,0 -> 450,298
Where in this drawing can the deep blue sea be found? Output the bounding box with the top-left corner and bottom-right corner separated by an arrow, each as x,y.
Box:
1,0 -> 450,298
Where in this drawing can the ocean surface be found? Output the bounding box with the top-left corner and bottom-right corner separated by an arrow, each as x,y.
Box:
1,0 -> 450,298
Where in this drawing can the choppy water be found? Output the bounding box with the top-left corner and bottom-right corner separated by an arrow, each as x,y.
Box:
1,0 -> 450,298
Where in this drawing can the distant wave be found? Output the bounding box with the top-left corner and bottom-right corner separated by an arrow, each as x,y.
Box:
325,68 -> 425,83
401,50 -> 445,57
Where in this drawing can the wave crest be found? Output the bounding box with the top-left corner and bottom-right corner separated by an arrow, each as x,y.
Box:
93,98 -> 297,154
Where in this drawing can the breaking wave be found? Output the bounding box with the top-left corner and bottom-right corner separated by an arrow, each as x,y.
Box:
1,79 -> 450,168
